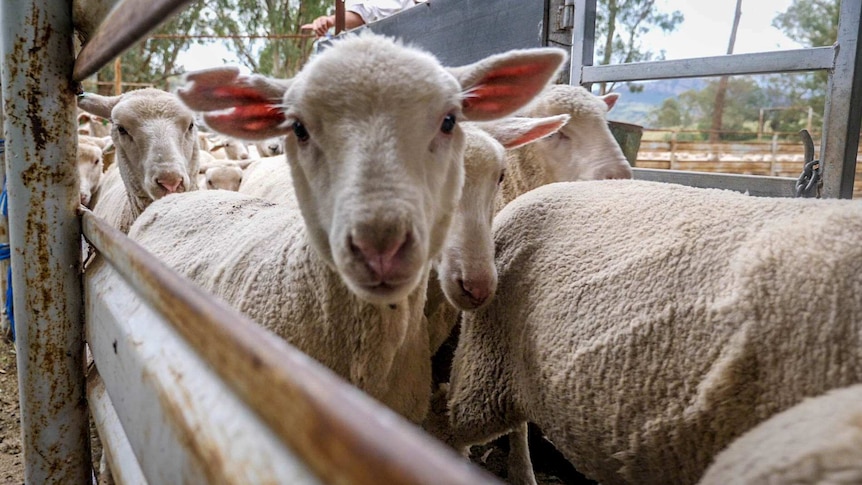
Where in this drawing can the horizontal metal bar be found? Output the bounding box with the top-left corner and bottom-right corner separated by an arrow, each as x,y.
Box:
73,0 -> 196,81
632,168 -> 798,198
582,47 -> 836,83
87,369 -> 147,485
80,209 -> 499,485
85,259 -> 320,484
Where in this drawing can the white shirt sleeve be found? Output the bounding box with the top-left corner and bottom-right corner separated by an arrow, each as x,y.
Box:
344,0 -> 415,24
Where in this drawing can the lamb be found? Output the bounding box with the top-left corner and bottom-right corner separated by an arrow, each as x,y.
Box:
208,135 -> 250,160
77,137 -> 104,207
698,384 -> 862,485
435,179 -> 862,485
197,158 -> 254,191
425,117 -> 568,355
78,88 -> 201,233
127,32 -> 566,423
77,111 -> 112,138
254,137 -> 284,157
496,84 -> 631,211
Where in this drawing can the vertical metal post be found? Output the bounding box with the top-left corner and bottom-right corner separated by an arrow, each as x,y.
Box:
569,0 -> 596,89
820,0 -> 862,198
0,0 -> 91,482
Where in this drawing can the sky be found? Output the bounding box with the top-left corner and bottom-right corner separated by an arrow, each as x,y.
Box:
175,0 -> 803,73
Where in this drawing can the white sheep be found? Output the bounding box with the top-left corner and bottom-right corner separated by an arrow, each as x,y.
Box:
208,135 -> 250,160
77,137 -> 104,207
197,158 -> 254,191
128,32 -> 566,423
254,137 -> 284,157
78,88 -> 201,233
435,179 -> 862,485
425,117 -> 568,356
77,110 -> 112,138
698,384 -> 862,484
496,84 -> 631,211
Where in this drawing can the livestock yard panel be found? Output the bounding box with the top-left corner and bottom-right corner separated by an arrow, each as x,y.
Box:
361,0 -> 546,68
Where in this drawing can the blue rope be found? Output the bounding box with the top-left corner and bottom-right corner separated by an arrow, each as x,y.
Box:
0,147 -> 14,341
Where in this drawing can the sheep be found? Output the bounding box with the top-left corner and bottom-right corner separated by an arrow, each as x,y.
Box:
496,84 -> 631,211
698,384 -> 862,485
425,116 -> 569,356
197,158 -> 254,191
434,179 -> 862,485
208,135 -> 251,160
77,110 -> 112,138
254,137 -> 284,157
427,86 -> 636,383
128,32 -> 566,423
78,88 -> 201,233
77,137 -> 104,207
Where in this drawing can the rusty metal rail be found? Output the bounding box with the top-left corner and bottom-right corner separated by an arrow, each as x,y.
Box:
81,208 -> 498,485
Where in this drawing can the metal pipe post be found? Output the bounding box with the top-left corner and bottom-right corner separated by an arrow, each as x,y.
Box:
0,0 -> 91,482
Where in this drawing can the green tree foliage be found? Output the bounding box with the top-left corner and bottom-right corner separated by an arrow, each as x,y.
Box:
595,0 -> 684,94
653,77 -> 767,139
766,0 -> 839,131
202,0 -> 329,78
94,2 -> 209,93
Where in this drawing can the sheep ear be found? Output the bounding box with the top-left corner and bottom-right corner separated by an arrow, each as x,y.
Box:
450,48 -> 566,122
479,114 -> 569,150
176,67 -> 293,140
77,93 -> 121,120
600,92 -> 619,111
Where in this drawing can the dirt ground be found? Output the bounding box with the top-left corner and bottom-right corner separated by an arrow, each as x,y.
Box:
0,341 -> 22,485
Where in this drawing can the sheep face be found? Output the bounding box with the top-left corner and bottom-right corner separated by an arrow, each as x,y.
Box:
79,88 -> 201,215
524,85 -> 632,181
179,33 -> 566,305
77,141 -> 103,207
204,165 -> 243,191
255,137 -> 283,157
282,41 -> 466,304
438,117 -> 568,311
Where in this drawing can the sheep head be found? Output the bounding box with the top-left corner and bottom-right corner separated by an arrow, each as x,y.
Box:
438,115 -> 568,311
176,32 -> 565,305
77,88 -> 201,218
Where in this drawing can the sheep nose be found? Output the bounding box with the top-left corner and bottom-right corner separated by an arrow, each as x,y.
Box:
350,231 -> 411,280
240,152 -> 249,160
459,278 -> 491,306
80,193 -> 90,206
157,175 -> 184,194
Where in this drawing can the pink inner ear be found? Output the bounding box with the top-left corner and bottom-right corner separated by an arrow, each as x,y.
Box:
602,93 -> 619,111
180,84 -> 276,112
463,59 -> 560,120
502,120 -> 567,149
204,104 -> 287,140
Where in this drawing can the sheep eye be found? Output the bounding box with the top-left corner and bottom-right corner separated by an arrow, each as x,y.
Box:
117,125 -> 128,136
292,120 -> 309,142
440,114 -> 456,134
188,122 -> 195,132
497,170 -> 505,185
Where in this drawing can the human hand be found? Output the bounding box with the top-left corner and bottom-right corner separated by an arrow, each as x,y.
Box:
300,15 -> 335,37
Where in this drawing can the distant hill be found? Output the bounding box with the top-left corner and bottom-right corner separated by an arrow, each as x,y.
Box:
606,78 -> 707,127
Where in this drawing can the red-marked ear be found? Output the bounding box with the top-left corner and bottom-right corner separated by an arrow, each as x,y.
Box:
177,67 -> 293,140
479,114 -> 569,150
450,49 -> 566,122
203,105 -> 289,140
600,92 -> 619,111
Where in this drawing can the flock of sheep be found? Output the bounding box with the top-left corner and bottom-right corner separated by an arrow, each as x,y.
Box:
72,31 -> 862,485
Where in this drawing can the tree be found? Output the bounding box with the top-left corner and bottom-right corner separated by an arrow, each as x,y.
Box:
678,77 -> 767,139
93,2 -> 209,93
201,0 -> 330,78
595,0 -> 684,94
766,0 -> 840,129
708,0 -> 743,144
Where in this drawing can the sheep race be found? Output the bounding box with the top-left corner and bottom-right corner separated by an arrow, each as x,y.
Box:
2,1 -> 862,484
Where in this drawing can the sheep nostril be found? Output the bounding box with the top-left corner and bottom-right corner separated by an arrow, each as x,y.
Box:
459,278 -> 490,305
